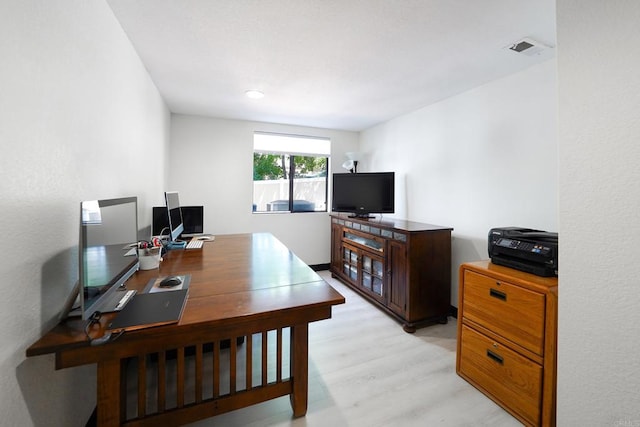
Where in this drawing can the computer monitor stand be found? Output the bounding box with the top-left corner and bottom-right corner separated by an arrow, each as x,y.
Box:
167,241 -> 187,250
59,280 -> 80,320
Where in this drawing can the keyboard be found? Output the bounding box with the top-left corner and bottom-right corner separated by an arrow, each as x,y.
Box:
186,239 -> 204,250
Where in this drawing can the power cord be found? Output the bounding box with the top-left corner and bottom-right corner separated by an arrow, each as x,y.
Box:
84,311 -> 124,346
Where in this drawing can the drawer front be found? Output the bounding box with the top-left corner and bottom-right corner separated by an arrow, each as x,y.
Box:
459,325 -> 542,426
463,270 -> 545,355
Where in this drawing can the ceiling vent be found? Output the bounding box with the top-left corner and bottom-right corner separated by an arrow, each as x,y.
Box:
507,37 -> 552,57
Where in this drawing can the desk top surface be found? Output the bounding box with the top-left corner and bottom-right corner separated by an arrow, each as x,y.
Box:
27,233 -> 344,357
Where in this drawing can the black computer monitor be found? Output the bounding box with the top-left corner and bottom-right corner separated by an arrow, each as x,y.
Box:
152,206 -> 170,237
181,206 -> 204,236
152,205 -> 203,237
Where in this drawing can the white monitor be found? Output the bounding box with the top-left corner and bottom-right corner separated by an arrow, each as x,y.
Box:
165,191 -> 184,242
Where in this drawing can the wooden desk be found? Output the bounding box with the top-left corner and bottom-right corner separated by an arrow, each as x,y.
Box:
27,233 -> 345,426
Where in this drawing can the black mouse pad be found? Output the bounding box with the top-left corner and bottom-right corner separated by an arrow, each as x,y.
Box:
107,289 -> 188,333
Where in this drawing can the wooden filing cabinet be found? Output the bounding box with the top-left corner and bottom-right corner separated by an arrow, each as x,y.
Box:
456,261 -> 558,426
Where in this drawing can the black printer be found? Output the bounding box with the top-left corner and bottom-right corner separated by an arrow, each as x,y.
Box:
488,227 -> 558,277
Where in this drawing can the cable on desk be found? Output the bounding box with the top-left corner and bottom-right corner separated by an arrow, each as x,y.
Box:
84,311 -> 125,346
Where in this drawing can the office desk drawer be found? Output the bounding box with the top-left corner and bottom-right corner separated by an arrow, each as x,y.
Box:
462,270 -> 545,355
459,325 -> 542,426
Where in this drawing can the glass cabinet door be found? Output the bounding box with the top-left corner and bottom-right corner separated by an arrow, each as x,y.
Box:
342,246 -> 359,282
362,254 -> 383,297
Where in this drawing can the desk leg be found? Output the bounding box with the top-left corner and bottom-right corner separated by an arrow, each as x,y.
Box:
290,323 -> 309,417
97,359 -> 123,426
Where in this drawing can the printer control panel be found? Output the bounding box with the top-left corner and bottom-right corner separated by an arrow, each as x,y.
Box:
496,238 -> 551,255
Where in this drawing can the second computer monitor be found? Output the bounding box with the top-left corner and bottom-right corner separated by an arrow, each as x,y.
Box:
181,206 -> 204,236
153,205 -> 204,238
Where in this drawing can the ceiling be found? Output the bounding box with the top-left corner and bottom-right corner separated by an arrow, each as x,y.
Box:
106,0 -> 556,132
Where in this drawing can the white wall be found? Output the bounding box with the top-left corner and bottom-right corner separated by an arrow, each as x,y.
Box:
7,2 -> 638,425
169,115 -> 359,265
557,1 -> 640,424
0,1 -> 169,425
360,60 -> 558,306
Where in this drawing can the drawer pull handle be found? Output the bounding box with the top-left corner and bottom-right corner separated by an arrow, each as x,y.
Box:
487,349 -> 504,365
489,288 -> 507,301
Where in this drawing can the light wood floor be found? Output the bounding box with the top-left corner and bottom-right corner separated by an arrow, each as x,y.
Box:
185,271 -> 521,427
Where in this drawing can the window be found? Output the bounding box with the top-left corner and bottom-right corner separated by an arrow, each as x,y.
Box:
253,132 -> 330,213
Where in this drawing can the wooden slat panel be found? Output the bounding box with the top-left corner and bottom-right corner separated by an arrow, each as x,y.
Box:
261,331 -> 268,386
117,328 -> 302,425
120,359 -> 128,422
213,342 -> 220,398
177,348 -> 185,408
195,343 -> 203,403
246,335 -> 253,390
277,328 -> 283,382
137,356 -> 146,418
157,352 -> 166,412
125,381 -> 293,427
230,339 -> 237,394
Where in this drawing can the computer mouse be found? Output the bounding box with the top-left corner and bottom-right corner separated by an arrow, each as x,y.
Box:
158,276 -> 182,288
197,235 -> 215,241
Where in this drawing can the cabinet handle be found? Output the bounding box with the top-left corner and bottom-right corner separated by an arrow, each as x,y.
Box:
489,288 -> 507,301
486,349 -> 504,365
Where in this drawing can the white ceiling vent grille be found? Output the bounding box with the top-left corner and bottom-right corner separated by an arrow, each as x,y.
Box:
507,37 -> 552,56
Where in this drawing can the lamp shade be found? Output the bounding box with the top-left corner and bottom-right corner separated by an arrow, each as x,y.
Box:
342,160 -> 355,171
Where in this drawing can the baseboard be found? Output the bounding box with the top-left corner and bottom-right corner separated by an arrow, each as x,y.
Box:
309,263 -> 330,271
449,305 -> 458,319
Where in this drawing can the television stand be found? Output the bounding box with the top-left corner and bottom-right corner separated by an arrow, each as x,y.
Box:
330,214 -> 453,332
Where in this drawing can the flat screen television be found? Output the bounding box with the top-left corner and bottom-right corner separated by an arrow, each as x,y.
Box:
78,196 -> 140,320
332,172 -> 395,218
152,205 -> 204,237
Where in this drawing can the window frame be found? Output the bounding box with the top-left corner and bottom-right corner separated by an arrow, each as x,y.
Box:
252,132 -> 330,214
